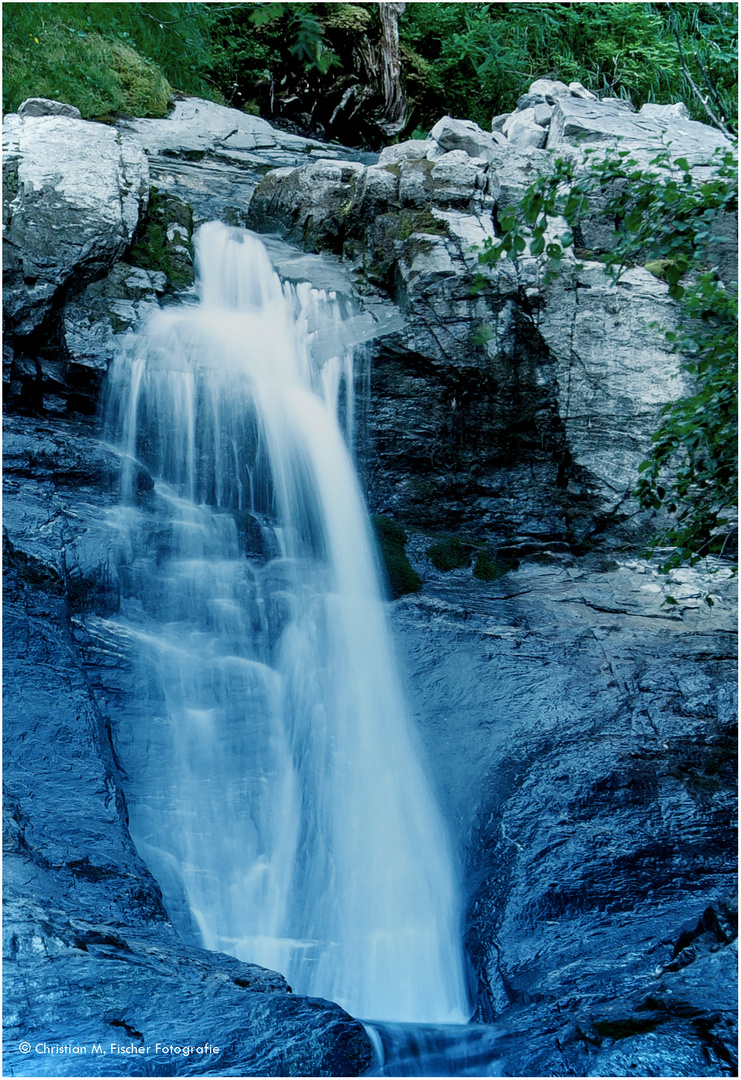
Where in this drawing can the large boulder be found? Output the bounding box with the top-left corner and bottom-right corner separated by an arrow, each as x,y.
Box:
526,78 -> 572,103
429,115 -> 505,161
120,95 -> 281,156
378,139 -> 430,165
17,97 -> 82,119
546,94 -> 729,162
502,108 -> 547,149
117,95 -> 355,169
4,174 -> 195,415
3,110 -> 149,337
247,159 -> 368,254
537,262 -> 690,520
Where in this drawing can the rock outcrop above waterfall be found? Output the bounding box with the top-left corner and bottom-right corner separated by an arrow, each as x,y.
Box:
488,76 -> 728,164
1,97 -> 375,415
116,96 -> 375,224
248,86 -> 733,548
5,92 -> 732,550
3,109 -> 149,338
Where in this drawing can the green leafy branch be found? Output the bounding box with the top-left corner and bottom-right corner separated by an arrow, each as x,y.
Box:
249,4 -> 339,75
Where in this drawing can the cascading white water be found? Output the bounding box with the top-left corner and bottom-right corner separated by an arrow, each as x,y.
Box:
104,221 -> 470,1024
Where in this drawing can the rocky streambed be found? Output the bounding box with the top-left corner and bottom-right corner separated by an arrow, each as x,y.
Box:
3,89 -> 737,1077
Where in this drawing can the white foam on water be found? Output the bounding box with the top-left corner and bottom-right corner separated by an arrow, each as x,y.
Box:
104,222 -> 470,1024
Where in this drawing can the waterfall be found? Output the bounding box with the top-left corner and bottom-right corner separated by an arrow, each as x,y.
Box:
103,221 -> 470,1024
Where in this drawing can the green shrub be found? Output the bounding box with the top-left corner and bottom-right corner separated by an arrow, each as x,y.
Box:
6,4 -> 735,142
400,3 -> 737,134
428,536 -> 469,572
473,547 -> 505,581
2,3 -> 221,119
371,515 -> 422,598
480,146 -> 738,571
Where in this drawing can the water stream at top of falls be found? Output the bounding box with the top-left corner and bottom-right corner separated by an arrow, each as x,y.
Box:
103,221 -> 470,1027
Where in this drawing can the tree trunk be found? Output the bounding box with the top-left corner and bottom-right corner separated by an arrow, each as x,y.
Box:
377,2 -> 407,136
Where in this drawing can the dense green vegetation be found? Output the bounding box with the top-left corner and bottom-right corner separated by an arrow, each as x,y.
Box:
479,146 -> 738,571
428,536 -> 470,572
4,3 -> 737,138
400,2 -> 737,134
473,547 -> 509,581
3,3 -> 216,118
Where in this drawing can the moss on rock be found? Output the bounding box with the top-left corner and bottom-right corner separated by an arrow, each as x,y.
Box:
4,29 -> 172,120
322,3 -> 373,34
473,547 -> 506,581
371,515 -> 422,598
365,208 -> 450,286
126,187 -> 194,290
428,536 -> 469,572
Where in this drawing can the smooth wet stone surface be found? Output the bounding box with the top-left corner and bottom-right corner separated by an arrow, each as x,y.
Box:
390,553 -> 737,1075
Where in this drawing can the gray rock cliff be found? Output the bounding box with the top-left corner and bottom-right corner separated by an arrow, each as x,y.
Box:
3,91 -> 736,1077
247,86 -> 735,550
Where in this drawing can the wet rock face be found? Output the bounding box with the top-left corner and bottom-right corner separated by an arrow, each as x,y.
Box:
60,264 -> 169,415
392,557 -> 737,1075
6,896 -> 371,1078
3,413 -> 373,1078
362,318 -> 572,539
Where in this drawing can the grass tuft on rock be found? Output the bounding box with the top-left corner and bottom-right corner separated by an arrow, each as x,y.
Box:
371,515 -> 421,598
473,547 -> 505,581
428,536 -> 469,572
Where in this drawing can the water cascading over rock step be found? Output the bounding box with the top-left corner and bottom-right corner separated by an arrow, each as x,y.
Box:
103,221 -> 470,1024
